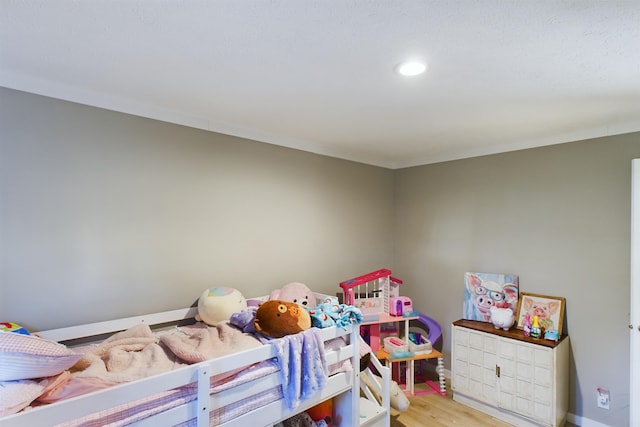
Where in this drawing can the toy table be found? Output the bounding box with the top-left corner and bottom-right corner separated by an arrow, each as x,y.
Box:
361,313 -> 417,353
376,348 -> 446,396
360,313 -> 446,396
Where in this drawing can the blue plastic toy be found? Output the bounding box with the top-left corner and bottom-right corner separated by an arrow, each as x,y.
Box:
544,329 -> 560,341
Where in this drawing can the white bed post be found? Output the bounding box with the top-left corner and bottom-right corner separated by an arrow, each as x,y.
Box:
332,325 -> 361,425
196,365 -> 210,427
379,359 -> 390,422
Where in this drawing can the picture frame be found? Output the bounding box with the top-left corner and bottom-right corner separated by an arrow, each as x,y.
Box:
515,292 -> 566,335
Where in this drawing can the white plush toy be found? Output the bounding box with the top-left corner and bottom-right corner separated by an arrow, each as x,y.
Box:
196,287 -> 247,326
360,370 -> 410,413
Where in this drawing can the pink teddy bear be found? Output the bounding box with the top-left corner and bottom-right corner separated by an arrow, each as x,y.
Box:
269,282 -> 317,308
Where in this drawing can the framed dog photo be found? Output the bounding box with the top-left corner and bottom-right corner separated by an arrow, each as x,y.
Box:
515,292 -> 566,335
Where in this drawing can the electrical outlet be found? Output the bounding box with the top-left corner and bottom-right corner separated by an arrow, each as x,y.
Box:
597,387 -> 610,410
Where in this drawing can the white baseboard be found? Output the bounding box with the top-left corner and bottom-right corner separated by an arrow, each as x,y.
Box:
566,413 -> 612,427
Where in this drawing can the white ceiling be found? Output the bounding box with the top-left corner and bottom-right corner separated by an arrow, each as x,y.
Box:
2,1 -> 640,169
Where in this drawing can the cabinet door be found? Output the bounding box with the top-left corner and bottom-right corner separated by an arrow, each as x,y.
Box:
452,326 -> 471,394
498,337 -> 554,424
452,327 -> 497,405
531,346 -> 553,424
514,341 -> 535,417
497,338 -> 516,411
453,326 -> 499,406
468,330 -> 498,405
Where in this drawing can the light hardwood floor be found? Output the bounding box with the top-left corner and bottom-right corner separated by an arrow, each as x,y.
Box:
389,381 -> 511,427
389,380 -> 577,427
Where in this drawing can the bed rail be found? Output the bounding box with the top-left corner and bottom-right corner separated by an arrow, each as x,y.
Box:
359,344 -> 391,427
37,307 -> 199,343
0,311 -> 363,427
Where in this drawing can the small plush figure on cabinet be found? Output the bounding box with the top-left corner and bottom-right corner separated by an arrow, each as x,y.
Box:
530,315 -> 543,339
523,313 -> 532,337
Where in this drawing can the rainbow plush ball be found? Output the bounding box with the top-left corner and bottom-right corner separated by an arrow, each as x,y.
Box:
196,287 -> 247,326
0,322 -> 30,335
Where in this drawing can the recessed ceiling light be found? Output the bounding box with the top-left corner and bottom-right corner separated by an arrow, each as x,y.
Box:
395,61 -> 427,77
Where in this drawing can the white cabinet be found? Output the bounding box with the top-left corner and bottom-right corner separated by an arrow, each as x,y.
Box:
452,320 -> 569,427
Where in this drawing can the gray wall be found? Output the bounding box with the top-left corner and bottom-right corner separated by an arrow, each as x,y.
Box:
2,86 -> 638,426
394,133 -> 640,426
0,87 -> 394,330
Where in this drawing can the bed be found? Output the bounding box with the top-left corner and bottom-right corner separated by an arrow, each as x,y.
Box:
0,300 -> 391,427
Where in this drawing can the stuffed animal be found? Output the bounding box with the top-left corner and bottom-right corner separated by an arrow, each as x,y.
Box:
269,282 -> 317,308
196,287 -> 247,326
306,399 -> 333,426
0,322 -> 30,335
254,300 -> 311,338
360,371 -> 410,412
281,411 -> 329,427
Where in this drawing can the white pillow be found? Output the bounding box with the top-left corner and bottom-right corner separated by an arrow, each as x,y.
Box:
0,332 -> 82,381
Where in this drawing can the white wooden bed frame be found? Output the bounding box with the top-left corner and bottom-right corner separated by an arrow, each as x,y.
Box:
0,306 -> 391,427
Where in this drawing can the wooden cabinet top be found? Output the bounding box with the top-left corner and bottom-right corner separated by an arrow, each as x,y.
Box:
453,319 -> 568,349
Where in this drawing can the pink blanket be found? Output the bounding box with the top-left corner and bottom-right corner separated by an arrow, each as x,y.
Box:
37,322 -> 261,404
160,322 -> 262,363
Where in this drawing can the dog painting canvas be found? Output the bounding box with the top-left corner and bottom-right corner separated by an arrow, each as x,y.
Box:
463,272 -> 519,322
